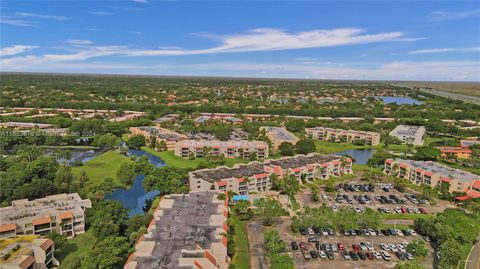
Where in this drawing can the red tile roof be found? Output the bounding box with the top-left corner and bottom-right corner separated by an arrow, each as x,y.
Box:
40,239 -> 54,251
32,216 -> 51,226
216,180 -> 228,187
19,255 -> 35,269
59,212 -> 73,220
0,223 -> 16,233
254,173 -> 268,179
472,180 -> 480,190
385,159 -> 393,164
204,250 -> 217,266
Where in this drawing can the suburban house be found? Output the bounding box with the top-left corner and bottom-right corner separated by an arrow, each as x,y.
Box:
124,191 -> 230,269
305,127 -> 381,146
384,158 -> 479,194
175,140 -> 269,159
0,193 -> 92,239
190,153 -> 353,195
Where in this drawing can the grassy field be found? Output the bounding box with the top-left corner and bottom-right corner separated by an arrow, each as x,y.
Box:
57,230 -> 96,268
72,150 -> 134,188
141,147 -> 250,169
381,213 -> 433,221
230,212 -> 251,269
405,82 -> 480,97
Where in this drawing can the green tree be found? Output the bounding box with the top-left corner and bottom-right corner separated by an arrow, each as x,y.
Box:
46,232 -> 67,255
92,133 -> 122,150
279,142 -> 295,156
80,236 -> 130,269
117,163 -> 136,186
254,198 -> 285,226
415,146 -> 441,161
438,239 -> 462,269
295,139 -> 316,154
406,240 -> 428,257
126,135 -> 146,149
54,165 -> 74,192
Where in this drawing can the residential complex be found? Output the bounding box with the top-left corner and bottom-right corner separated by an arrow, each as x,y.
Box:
436,146 -> 472,160
0,122 -> 54,129
124,191 -> 229,269
384,159 -> 479,194
260,126 -> 299,149
190,153 -> 353,195
0,236 -> 58,269
305,127 -> 381,146
194,113 -> 243,125
460,137 -> 480,148
175,139 -> 268,159
0,193 -> 92,239
129,126 -> 187,151
389,125 -> 426,145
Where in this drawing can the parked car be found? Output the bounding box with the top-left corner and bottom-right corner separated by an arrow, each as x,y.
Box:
366,252 -> 374,260
321,228 -> 329,236
291,242 -> 299,251
308,237 -> 318,243
352,244 -> 360,252
380,250 -> 392,261
350,251 -> 359,260
299,242 -> 307,250
299,227 -> 307,235
358,251 -> 367,260
373,251 -> 382,259
318,251 -> 327,259
342,251 -> 351,260
396,251 -> 406,260
405,252 -> 414,260
302,250 -> 311,260
338,243 -> 345,251
310,250 -> 318,259
307,228 -> 315,235
326,251 -> 335,260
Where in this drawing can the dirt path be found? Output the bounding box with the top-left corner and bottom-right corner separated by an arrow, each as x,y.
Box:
247,220 -> 269,269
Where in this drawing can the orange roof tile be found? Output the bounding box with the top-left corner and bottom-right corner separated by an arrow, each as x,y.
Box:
19,255 -> 35,269
59,212 -> 73,220
40,239 -> 54,251
0,223 -> 16,233
32,216 -> 51,226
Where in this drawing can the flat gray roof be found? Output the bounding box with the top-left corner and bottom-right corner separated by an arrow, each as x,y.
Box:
134,191 -> 219,269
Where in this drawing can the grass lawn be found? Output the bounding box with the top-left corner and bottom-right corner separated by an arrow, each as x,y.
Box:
381,213 -> 433,221
72,150 -> 134,189
230,212 -> 251,269
57,230 -> 96,268
141,147 -> 250,169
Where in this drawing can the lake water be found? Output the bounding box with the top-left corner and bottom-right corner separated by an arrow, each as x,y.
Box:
57,149 -> 101,165
333,149 -> 375,165
376,96 -> 422,105
106,148 -> 166,217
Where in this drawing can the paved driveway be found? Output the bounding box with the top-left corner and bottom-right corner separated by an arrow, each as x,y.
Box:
247,220 -> 269,269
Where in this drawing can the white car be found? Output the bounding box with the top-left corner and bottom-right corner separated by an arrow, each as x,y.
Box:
368,228 -> 376,236
405,252 -> 414,260
331,205 -> 339,212
402,241 -> 409,248
397,244 -> 406,251
384,208 -> 392,213
354,207 -> 363,213
395,229 -> 404,236
408,229 -> 417,236
381,243 -> 390,250
307,228 -> 315,235
380,250 -> 391,261
318,251 -> 327,259
373,251 -> 382,259
394,207 -> 402,214
366,242 -> 374,251
389,244 -> 398,251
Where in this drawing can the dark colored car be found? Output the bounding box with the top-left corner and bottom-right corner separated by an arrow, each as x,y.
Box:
291,242 -> 299,251
358,252 -> 367,260
396,251 -> 406,260
350,251 -> 359,260
299,227 -> 307,235
326,251 -> 335,260
308,237 -> 318,243
310,250 -> 318,259
366,252 -> 374,260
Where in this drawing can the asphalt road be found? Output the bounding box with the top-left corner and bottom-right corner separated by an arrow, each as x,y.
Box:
247,220 -> 269,269
466,238 -> 480,269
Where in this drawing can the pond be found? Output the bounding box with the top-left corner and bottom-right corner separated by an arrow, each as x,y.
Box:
56,149 -> 102,165
375,96 -> 422,105
106,148 -> 166,217
333,149 -> 375,165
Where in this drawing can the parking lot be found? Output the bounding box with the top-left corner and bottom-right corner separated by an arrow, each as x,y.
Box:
296,181 -> 456,215
275,217 -> 434,269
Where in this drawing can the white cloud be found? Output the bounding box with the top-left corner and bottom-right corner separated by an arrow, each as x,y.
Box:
409,47 -> 480,54
66,39 -> 94,45
428,9 -> 480,22
88,11 -> 114,16
0,45 -> 38,56
15,12 -> 69,21
0,16 -> 36,27
132,0 -> 149,3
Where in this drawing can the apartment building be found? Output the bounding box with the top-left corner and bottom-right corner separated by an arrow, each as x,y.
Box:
384,159 -> 479,193
190,153 -> 353,195
260,126 -> 299,149
0,236 -> 58,269
129,126 -> 186,151
194,113 -> 243,125
0,193 -> 92,239
436,146 -> 472,160
175,140 -> 269,159
0,122 -> 54,129
461,137 -> 480,148
389,125 -> 426,145
306,127 -> 381,146
124,191 -> 229,269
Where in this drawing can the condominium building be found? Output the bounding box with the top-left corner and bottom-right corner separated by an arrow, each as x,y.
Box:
0,122 -> 54,130
389,125 -> 426,145
124,191 -> 229,269
306,127 -> 381,146
384,159 -> 479,193
175,140 -> 269,159
260,126 -> 299,149
194,113 -> 243,125
460,137 -> 480,148
190,153 -> 353,195
0,193 -> 92,239
0,236 -> 58,269
436,146 -> 472,160
129,126 -> 186,151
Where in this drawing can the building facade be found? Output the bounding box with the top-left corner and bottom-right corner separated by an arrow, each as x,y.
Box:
174,140 -> 269,159
190,153 -> 353,195
129,126 -> 186,151
305,127 -> 381,146
384,159 -> 479,193
0,193 -> 92,239
389,125 -> 426,145
436,146 -> 472,160
0,236 -> 58,269
124,191 -> 229,269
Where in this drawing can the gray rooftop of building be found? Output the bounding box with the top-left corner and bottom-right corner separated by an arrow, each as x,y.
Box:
137,126 -> 184,140
267,154 -> 338,169
396,159 -> 479,182
390,125 -> 425,136
134,191 -> 220,269
192,163 -> 266,182
261,126 -> 298,141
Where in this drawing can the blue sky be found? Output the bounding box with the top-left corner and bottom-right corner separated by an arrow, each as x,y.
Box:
1,1 -> 479,81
